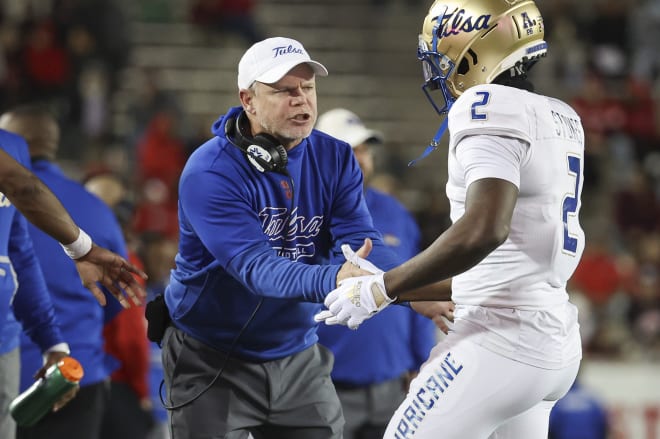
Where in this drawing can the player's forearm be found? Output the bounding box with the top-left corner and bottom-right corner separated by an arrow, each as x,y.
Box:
385,220 -> 500,297
386,178 -> 517,298
396,279 -> 452,302
0,165 -> 79,244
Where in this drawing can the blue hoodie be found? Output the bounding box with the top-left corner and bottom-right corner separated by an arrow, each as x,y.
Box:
549,381 -> 609,439
0,129 -> 64,357
18,159 -> 126,390
166,106 -> 401,361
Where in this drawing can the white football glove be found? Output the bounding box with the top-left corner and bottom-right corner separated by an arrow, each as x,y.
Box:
340,243 -> 383,274
314,272 -> 395,330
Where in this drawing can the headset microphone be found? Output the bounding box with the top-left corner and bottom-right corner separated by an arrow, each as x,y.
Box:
224,111 -> 289,174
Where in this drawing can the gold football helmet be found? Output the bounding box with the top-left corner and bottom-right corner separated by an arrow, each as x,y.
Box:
418,0 -> 547,114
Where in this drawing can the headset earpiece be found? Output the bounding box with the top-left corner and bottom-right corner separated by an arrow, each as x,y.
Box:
252,133 -> 288,172
224,111 -> 288,174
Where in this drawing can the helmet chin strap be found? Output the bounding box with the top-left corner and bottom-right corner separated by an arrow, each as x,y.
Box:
408,110 -> 450,167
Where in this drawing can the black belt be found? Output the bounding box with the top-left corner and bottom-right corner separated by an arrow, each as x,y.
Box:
333,381 -> 367,390
333,375 -> 405,391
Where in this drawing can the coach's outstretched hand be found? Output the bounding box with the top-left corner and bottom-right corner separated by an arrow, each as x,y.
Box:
318,240 -> 392,329
335,238 -> 380,285
340,241 -> 383,275
74,245 -> 148,308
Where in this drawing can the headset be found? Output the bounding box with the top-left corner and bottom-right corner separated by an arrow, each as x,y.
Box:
224,110 -> 289,175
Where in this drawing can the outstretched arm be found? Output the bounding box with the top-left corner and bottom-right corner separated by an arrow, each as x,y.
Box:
0,148 -> 147,306
316,178 -> 518,329
387,177 -> 518,297
0,148 -> 79,244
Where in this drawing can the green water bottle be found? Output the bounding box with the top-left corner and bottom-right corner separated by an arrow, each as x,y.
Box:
9,356 -> 84,427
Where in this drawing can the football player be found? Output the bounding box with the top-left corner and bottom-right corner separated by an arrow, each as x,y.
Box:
315,1 -> 585,438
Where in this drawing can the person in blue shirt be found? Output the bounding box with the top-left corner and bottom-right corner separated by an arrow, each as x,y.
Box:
136,232 -> 178,439
0,104 -> 137,439
0,128 -> 70,439
315,108 -> 450,439
83,172 -> 155,439
157,36 -> 442,439
548,378 -> 610,439
0,127 -> 146,308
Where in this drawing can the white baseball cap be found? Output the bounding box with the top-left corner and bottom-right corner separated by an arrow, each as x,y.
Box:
237,37 -> 328,90
316,108 -> 384,148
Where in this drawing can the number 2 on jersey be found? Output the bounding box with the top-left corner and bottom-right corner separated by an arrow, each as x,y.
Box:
562,155 -> 581,253
471,91 -> 491,120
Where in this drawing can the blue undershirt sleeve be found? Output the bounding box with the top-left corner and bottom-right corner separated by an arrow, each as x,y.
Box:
9,212 -> 64,352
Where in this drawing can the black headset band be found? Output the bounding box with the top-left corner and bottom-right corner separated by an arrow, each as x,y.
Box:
224,111 -> 288,174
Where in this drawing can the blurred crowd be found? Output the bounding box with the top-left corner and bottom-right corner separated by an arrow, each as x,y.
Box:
0,2 -> 658,432
0,0 -> 131,159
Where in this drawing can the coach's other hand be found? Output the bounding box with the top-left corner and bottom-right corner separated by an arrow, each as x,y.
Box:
411,301 -> 455,334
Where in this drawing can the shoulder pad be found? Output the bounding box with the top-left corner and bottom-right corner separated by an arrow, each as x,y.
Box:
449,84 -> 533,149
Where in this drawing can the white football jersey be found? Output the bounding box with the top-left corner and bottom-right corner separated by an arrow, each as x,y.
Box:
447,83 -> 585,309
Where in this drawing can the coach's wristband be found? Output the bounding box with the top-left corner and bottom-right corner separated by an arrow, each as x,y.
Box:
60,229 -> 93,259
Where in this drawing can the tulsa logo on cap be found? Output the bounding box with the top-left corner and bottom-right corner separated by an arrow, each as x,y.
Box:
272,44 -> 304,57
238,37 -> 328,90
